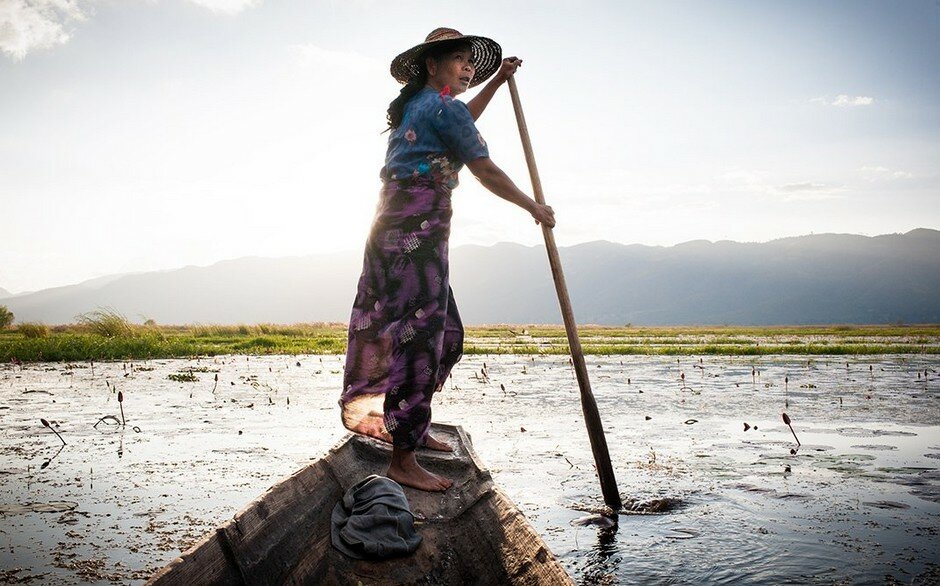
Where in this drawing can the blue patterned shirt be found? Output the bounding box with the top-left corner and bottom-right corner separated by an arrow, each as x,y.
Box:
381,87 -> 489,188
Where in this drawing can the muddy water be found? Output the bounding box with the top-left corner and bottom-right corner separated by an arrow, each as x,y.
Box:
1,355 -> 937,584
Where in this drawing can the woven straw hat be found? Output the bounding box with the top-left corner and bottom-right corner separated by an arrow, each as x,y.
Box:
390,27 -> 502,88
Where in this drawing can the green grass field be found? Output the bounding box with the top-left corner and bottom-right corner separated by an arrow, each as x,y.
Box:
1,321 -> 938,362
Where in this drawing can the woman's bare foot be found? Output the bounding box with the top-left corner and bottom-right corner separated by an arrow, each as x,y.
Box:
343,406 -> 393,443
387,446 -> 453,492
422,434 -> 454,452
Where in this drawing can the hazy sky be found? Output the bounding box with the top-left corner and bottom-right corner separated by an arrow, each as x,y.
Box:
1,0 -> 938,294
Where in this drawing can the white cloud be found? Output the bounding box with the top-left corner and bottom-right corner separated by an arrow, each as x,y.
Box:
0,0 -> 261,60
832,94 -> 873,107
859,166 -> 914,181
810,94 -> 875,107
0,0 -> 87,60
185,0 -> 261,15
777,182 -> 845,201
779,182 -> 830,192
715,170 -> 845,201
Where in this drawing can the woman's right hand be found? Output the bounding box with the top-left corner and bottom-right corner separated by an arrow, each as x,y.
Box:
531,202 -> 555,228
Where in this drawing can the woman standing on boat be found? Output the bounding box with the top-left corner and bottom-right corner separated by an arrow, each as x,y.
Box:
340,28 -> 555,492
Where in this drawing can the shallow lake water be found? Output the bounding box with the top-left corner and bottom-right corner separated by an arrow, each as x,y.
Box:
1,354 -> 938,584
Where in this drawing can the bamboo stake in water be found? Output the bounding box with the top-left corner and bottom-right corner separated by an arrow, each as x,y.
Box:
507,76 -> 622,511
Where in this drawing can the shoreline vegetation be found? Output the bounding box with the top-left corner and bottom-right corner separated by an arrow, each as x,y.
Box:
1,313 -> 938,362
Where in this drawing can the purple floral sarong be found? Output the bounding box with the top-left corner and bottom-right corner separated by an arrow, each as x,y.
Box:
340,177 -> 464,450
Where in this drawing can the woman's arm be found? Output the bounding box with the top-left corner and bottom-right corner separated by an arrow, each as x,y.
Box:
466,57 -> 522,121
466,157 -> 556,227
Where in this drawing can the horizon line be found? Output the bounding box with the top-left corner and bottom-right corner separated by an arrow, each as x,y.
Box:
1,227 -> 936,296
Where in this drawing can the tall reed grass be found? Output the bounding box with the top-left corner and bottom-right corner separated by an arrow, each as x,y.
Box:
76,308 -> 135,338
17,322 -> 49,339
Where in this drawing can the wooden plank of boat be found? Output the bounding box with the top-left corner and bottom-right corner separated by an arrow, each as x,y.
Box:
147,423 -> 574,585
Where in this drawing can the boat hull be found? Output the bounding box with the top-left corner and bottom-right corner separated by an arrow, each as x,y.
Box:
148,424 -> 573,585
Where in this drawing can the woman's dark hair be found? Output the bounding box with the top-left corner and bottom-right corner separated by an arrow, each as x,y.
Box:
386,40 -> 469,130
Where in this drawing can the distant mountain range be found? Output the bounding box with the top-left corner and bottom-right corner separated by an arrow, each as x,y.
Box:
0,287 -> 10,299
3,229 -> 939,325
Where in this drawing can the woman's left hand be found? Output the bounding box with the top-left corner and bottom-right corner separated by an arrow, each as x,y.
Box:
496,57 -> 522,83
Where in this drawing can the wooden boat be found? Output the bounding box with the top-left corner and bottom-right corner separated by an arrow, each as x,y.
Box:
148,423 -> 573,585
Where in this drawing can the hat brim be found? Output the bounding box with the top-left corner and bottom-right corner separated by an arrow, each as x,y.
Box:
390,35 -> 502,89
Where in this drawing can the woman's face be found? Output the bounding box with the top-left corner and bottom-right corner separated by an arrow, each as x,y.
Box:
426,47 -> 476,95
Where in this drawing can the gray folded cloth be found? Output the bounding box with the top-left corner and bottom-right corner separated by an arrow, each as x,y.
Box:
330,474 -> 422,560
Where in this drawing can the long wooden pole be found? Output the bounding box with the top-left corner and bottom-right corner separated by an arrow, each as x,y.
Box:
507,77 -> 622,511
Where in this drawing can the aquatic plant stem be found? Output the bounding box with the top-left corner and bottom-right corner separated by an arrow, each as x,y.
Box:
508,76 -> 622,511
40,418 -> 66,446
782,412 -> 801,446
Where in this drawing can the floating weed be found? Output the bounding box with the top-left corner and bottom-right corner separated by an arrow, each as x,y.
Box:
812,453 -> 878,474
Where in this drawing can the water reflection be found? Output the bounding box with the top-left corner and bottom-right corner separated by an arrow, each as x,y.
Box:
577,525 -> 619,586
39,445 -> 64,470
